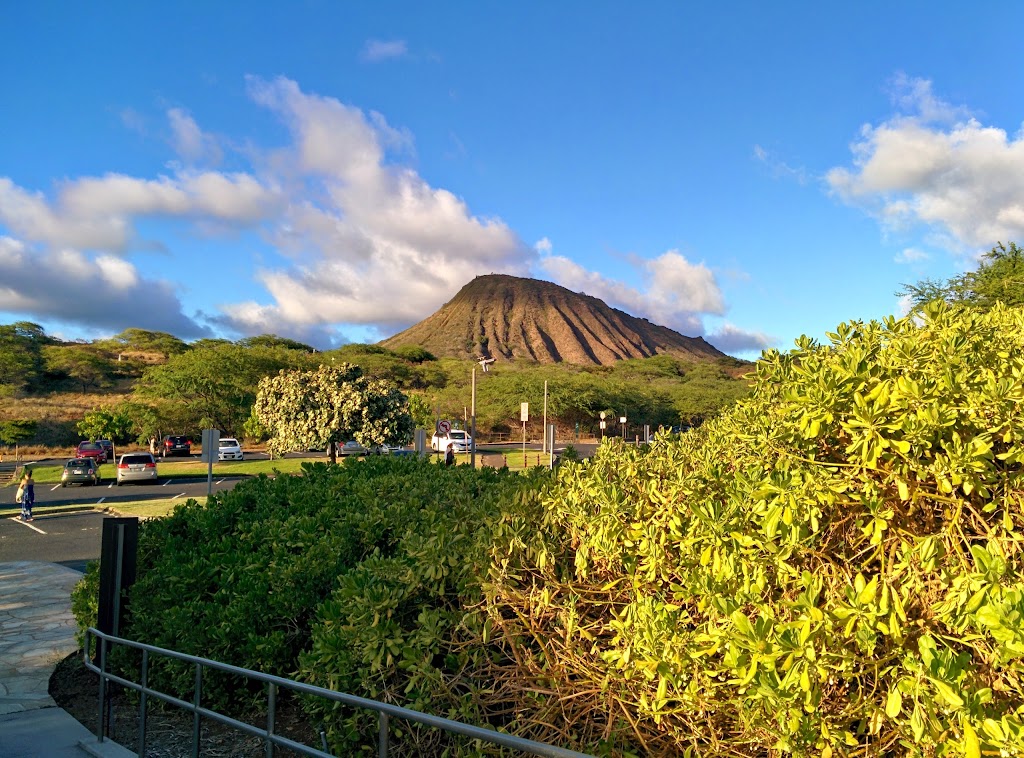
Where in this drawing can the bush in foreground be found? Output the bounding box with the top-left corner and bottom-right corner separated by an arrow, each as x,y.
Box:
477,302 -> 1024,756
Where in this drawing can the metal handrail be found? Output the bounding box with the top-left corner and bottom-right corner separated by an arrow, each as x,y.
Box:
84,627 -> 593,758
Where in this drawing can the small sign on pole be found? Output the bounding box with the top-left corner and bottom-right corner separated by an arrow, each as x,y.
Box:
436,419 -> 452,435
520,403 -> 529,422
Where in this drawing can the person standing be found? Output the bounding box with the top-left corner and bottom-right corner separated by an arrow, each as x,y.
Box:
149,436 -> 157,455
18,468 -> 35,522
445,443 -> 455,467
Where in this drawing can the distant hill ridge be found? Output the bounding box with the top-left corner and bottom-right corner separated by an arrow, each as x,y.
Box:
380,274 -> 729,365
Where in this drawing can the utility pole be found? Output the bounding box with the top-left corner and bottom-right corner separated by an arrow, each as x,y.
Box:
470,368 -> 477,468
542,380 -> 548,454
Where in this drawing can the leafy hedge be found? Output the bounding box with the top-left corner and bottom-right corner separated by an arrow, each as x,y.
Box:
477,302 -> 1024,755
74,455 -> 541,753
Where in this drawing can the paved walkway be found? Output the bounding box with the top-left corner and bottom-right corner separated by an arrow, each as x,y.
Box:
0,561 -> 132,757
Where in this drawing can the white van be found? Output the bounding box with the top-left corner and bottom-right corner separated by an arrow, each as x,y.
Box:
430,429 -> 473,452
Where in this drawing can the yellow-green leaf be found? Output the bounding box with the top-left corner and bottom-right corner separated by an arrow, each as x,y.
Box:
963,720 -> 980,758
885,689 -> 902,717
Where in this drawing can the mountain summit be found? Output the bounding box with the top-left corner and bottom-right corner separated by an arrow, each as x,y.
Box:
380,274 -> 728,365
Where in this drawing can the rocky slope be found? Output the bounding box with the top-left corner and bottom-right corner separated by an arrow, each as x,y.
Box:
380,274 -> 728,365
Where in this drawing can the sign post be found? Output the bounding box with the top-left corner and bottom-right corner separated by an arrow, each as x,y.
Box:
436,419 -> 451,457
599,411 -> 606,439
201,428 -> 220,496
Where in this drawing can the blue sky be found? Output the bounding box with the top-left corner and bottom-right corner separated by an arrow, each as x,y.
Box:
2,2 -> 1023,357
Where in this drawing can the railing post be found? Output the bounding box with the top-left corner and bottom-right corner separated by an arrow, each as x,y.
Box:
266,681 -> 277,758
378,710 -> 389,758
138,649 -> 149,757
192,662 -> 202,758
95,634 -> 106,743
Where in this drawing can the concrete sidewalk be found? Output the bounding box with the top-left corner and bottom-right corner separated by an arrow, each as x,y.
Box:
0,561 -> 132,758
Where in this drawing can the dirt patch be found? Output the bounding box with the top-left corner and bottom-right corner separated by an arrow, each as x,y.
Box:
49,652 -> 322,757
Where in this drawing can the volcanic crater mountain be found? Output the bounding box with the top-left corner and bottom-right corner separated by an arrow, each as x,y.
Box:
380,274 -> 729,366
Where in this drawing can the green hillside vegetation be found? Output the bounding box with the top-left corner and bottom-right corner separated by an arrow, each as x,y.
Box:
0,324 -> 750,448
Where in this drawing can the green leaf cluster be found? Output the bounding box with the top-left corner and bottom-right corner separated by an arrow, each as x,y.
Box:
478,301 -> 1024,755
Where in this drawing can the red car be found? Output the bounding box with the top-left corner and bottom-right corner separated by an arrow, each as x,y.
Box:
76,441 -> 106,463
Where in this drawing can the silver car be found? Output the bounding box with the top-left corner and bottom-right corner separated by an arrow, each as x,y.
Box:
338,440 -> 367,456
115,452 -> 158,485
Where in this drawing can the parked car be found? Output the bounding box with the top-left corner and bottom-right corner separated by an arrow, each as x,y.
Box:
338,440 -> 367,456
115,452 -> 158,485
430,429 -> 473,452
76,441 -> 106,463
61,458 -> 101,486
158,435 -> 191,458
217,437 -> 243,461
97,439 -> 115,461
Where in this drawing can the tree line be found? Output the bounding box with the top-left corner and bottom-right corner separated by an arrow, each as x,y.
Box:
0,324 -> 752,449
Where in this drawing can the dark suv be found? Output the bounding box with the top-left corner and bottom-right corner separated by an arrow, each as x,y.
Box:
158,435 -> 191,458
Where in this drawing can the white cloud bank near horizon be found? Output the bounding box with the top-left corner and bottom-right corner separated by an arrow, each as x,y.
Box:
827,75 -> 1024,254
0,75 -> 773,352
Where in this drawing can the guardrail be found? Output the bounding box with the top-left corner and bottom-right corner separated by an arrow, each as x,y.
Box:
84,627 -> 594,758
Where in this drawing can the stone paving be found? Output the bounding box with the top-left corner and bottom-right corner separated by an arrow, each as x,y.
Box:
0,561 -> 83,716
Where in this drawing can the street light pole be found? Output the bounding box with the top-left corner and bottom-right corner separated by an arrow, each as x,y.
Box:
471,368 -> 477,468
542,380 -> 548,454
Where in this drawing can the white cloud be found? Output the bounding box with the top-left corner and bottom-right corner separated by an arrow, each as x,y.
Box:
168,108 -> 222,164
214,77 -> 533,337
0,236 -> 210,337
827,76 -> 1024,250
360,39 -> 408,63
534,237 -> 552,254
0,171 -> 281,256
705,322 -> 775,354
540,248 -> 725,336
895,247 -> 930,263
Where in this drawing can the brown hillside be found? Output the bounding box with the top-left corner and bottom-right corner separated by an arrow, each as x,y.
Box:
380,274 -> 729,365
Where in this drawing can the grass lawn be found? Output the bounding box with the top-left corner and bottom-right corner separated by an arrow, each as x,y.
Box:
104,498 -> 188,519
8,455 -> 319,486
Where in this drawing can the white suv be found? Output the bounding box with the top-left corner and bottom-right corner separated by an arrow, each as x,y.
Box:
430,429 -> 473,452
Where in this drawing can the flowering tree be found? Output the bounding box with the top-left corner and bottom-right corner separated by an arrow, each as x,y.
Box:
253,363 -> 414,463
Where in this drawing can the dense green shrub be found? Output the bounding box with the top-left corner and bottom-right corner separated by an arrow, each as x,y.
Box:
297,464 -> 547,753
73,455 -> 538,752
70,560 -> 99,650
478,302 -> 1024,756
